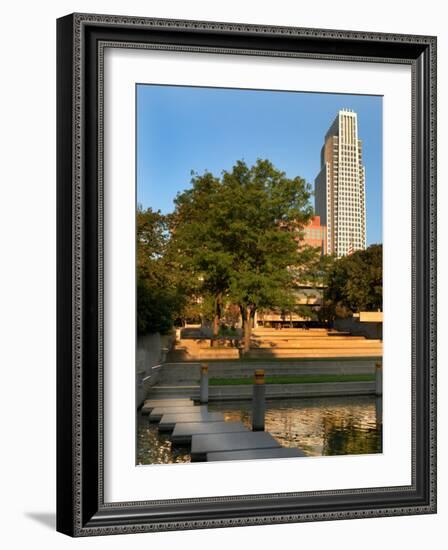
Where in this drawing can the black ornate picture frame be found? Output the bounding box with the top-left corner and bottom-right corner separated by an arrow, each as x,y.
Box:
56,13 -> 437,536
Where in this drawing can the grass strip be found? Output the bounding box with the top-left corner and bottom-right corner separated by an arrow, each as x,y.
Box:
209,374 -> 375,385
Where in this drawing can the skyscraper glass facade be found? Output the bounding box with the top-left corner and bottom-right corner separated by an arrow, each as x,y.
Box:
315,110 -> 367,257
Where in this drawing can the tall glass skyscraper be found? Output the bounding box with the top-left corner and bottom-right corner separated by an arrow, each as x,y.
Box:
315,109 -> 367,257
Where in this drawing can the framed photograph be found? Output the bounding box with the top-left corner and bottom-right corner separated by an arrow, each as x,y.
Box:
57,13 -> 437,536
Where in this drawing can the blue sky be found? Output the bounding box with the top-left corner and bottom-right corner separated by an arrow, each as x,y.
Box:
137,84 -> 382,245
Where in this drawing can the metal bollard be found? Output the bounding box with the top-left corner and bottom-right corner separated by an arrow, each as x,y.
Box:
200,363 -> 209,404
375,362 -> 383,396
252,369 -> 266,431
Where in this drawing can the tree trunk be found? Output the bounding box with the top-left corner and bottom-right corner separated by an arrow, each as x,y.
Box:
212,314 -> 219,339
250,308 -> 256,328
211,293 -> 222,345
243,306 -> 254,354
240,306 -> 246,350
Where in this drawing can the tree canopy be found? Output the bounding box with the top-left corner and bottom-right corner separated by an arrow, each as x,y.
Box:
322,244 -> 382,320
168,159 -> 317,350
136,165 -> 382,341
136,207 -> 185,334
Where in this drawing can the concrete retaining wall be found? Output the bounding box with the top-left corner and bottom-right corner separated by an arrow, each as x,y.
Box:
147,381 -> 377,400
136,332 -> 175,407
155,359 -> 377,386
334,317 -> 382,340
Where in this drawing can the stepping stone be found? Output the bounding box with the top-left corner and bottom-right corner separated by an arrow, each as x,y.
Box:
191,432 -> 280,462
141,398 -> 192,415
171,421 -> 249,446
206,447 -> 306,462
158,412 -> 224,433
149,405 -> 206,422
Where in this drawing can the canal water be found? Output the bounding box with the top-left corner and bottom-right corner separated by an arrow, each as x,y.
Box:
137,395 -> 382,465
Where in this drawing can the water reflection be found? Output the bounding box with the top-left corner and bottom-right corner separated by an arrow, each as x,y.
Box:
137,395 -> 382,465
137,413 -> 191,464
209,396 -> 382,457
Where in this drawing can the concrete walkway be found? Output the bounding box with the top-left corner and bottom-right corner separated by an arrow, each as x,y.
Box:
147,380 -> 376,400
171,421 -> 248,445
141,398 -> 192,415
143,397 -> 306,462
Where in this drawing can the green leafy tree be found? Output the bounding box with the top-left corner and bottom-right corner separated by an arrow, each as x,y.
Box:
170,159 -> 316,351
221,161 -> 315,351
168,172 -> 233,337
136,207 -> 184,334
323,244 -> 382,320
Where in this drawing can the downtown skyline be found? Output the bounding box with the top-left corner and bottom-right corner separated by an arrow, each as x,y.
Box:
137,84 -> 382,245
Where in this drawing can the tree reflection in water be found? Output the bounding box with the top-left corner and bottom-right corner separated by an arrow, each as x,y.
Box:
209,396 -> 382,457
137,395 -> 382,465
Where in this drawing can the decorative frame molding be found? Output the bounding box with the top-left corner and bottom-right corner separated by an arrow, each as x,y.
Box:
57,13 -> 437,536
